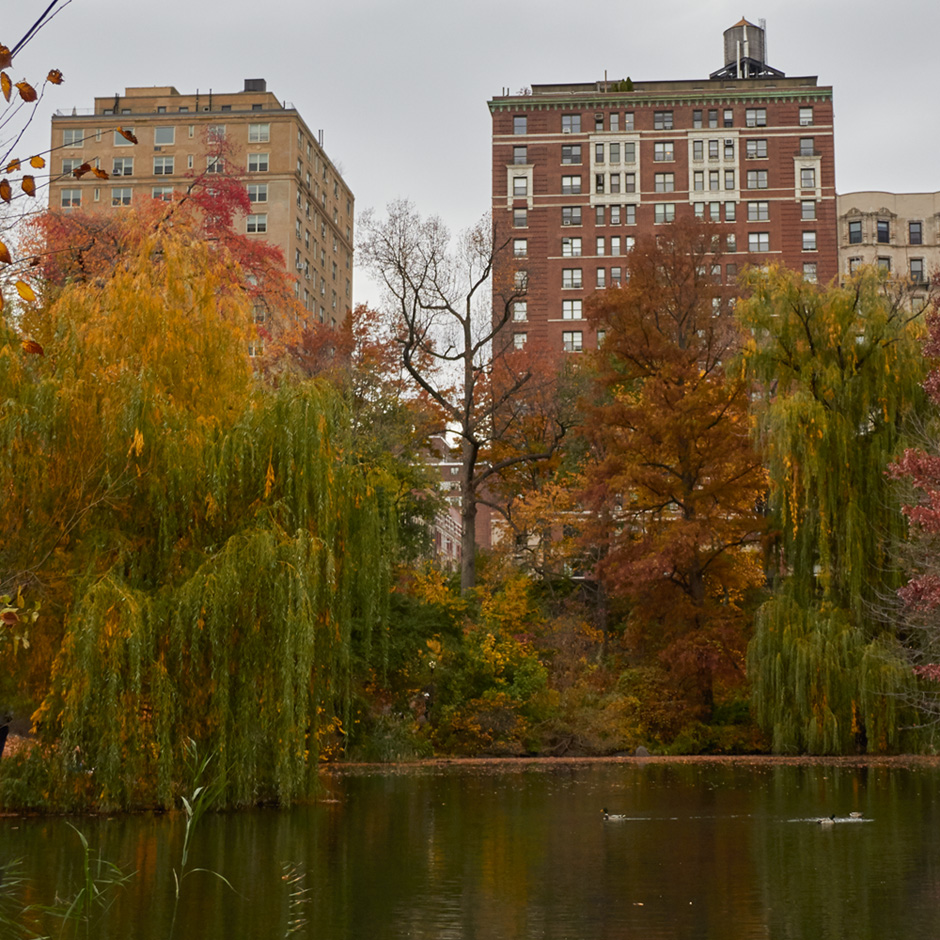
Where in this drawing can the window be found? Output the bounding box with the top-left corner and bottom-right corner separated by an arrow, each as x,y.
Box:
513,333 -> 527,350
561,206 -> 581,226
248,152 -> 269,172
153,156 -> 174,175
562,299 -> 582,319
624,173 -> 636,192
748,232 -> 770,252
112,157 -> 133,176
693,110 -> 703,129
708,139 -> 719,160
247,213 -> 268,233
654,111 -> 674,130
562,331 -> 583,352
694,202 -> 705,219
206,124 -> 226,141
799,107 -> 814,126
724,170 -> 735,190
607,112 -> 619,132
595,114 -> 604,132
709,171 -> 720,192
747,170 -> 768,189
561,144 -> 581,165
745,108 -> 767,127
153,126 -> 175,145
513,146 -> 527,165
513,238 -> 527,257
513,115 -> 527,135
910,221 -> 923,245
596,205 -> 606,226
513,176 -> 528,197
746,139 -> 768,159
747,201 -> 769,221
802,231 -> 817,251
653,142 -> 674,162
693,171 -> 704,192
707,202 -> 719,221
654,172 -> 674,193
513,301 -> 527,321
910,258 -> 926,284
724,139 -> 735,160
724,109 -> 734,128
247,183 -> 268,203
152,186 -> 173,201
693,140 -> 704,161
111,187 -> 132,206
726,233 -> 736,252
877,219 -> 890,243
513,208 -> 527,227
848,220 -> 862,244
610,236 -> 621,256
561,114 -> 581,134
625,205 -> 636,224
595,143 -> 605,165
610,267 -> 622,285
562,268 -> 582,289
561,175 -> 581,194
878,257 -> 891,272
654,203 -> 675,224
623,142 -> 636,163
800,167 -> 816,189
60,188 -> 81,207
610,205 -> 621,225
725,201 -> 736,221
726,263 -> 737,281
248,123 -> 270,143
708,109 -> 719,128
62,158 -> 83,174
114,128 -> 135,147
207,155 -> 225,174
595,174 -> 605,194
610,173 -> 621,194
562,237 -> 582,257
848,257 -> 861,275
596,237 -> 605,256
514,271 -> 528,290
63,128 -> 84,147
799,138 -> 815,156
609,142 -> 620,163
624,111 -> 635,130
801,201 -> 816,221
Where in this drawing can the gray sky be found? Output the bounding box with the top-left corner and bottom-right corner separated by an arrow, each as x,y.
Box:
7,0 -> 938,306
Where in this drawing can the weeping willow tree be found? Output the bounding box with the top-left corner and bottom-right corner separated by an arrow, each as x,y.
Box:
738,267 -> 926,753
0,224 -> 399,810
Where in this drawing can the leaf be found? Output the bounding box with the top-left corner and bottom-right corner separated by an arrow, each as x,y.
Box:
0,179 -> 11,203
0,72 -> 9,103
0,238 -> 10,265
1,610 -> 18,625
4,158 -> 18,174
20,175 -> 35,197
0,47 -> 11,70
21,339 -> 43,356
116,127 -> 138,144
91,167 -> 109,180
15,280 -> 35,302
72,162 -> 91,179
47,69 -> 63,85
29,155 -> 44,169
15,82 -> 36,103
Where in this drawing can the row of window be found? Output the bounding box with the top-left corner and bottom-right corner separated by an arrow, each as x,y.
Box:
515,167 -> 817,197
62,123 -> 271,149
513,107 -> 815,136
848,219 -> 925,246
847,256 -> 928,282
549,229 -> 813,257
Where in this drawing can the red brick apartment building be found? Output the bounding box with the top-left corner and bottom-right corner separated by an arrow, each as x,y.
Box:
489,19 -> 838,354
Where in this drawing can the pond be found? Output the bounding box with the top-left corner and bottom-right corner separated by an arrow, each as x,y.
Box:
3,757 -> 939,939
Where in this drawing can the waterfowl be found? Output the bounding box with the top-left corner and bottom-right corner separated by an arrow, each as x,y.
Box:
848,812 -> 863,819
817,815 -> 836,825
602,808 -> 628,821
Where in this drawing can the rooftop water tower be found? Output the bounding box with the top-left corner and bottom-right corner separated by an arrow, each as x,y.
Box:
710,17 -> 785,79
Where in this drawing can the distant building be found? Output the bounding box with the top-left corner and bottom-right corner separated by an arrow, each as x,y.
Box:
49,80 -> 353,330
489,18 -> 838,353
838,191 -> 940,288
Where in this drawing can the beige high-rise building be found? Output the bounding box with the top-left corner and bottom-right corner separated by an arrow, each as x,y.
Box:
49,79 -> 353,330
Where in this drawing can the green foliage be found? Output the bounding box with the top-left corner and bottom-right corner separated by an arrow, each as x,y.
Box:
739,267 -> 927,752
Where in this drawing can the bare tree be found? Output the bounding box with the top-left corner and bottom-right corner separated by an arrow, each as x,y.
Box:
359,200 -> 570,591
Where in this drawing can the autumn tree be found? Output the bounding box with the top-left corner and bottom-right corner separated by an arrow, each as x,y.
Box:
359,200 -> 572,591
739,266 -> 927,753
582,219 -> 766,713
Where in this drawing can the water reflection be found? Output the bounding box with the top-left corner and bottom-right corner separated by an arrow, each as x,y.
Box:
2,760 -> 939,939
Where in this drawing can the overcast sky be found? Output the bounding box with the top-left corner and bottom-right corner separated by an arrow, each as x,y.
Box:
7,0 -> 939,306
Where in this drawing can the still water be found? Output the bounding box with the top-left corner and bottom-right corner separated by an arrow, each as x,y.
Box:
3,758 -> 939,939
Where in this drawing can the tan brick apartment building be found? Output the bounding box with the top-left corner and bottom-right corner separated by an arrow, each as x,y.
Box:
49,80 -> 353,329
489,20 -> 838,353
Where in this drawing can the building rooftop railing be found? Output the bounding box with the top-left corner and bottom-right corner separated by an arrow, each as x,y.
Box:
54,102 -> 296,117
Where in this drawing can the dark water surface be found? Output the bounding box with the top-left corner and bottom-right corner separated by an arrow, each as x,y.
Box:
3,759 -> 940,939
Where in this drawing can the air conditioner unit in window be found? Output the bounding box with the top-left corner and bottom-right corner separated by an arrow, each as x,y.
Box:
154,146 -> 162,152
